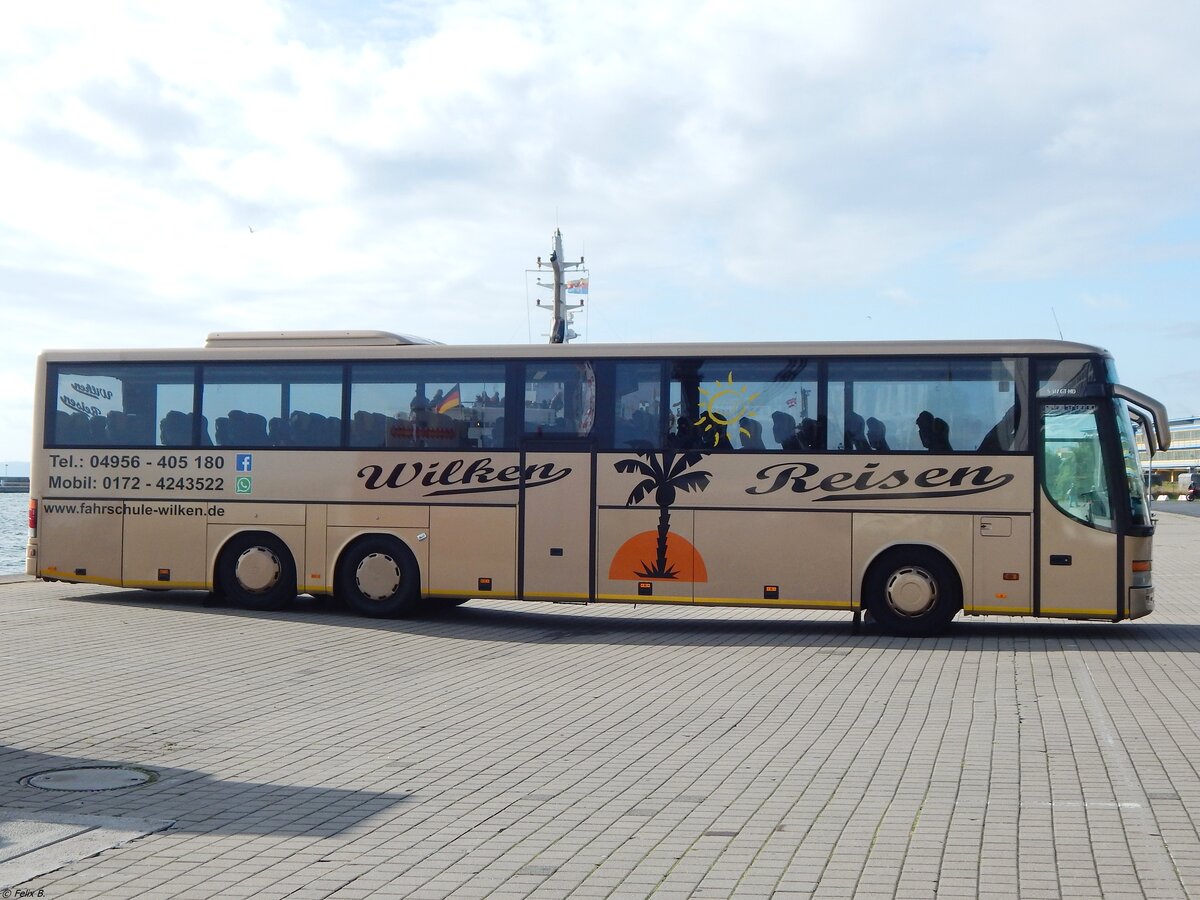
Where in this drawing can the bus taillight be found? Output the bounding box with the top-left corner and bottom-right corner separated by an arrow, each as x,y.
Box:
28,498 -> 37,531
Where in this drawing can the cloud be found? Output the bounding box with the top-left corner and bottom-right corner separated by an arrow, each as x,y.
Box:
966,199 -> 1135,278
2,0 -> 1200,457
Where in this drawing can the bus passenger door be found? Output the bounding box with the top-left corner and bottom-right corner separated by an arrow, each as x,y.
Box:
519,440 -> 595,602
1038,495 -> 1118,617
1038,403 -> 1120,618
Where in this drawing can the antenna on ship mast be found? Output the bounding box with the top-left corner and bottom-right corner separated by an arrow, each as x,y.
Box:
534,228 -> 587,343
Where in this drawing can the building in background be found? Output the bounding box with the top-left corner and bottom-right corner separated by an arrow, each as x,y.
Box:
1138,415 -> 1200,487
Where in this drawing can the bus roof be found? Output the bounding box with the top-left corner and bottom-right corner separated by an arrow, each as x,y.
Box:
38,336 -> 1110,363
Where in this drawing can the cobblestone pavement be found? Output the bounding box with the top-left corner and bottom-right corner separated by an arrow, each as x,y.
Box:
1,512 -> 1199,899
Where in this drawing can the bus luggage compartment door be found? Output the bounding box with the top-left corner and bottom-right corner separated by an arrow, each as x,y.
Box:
971,515 -> 1032,616
124,512 -> 207,589
519,446 -> 594,602
39,501 -> 123,586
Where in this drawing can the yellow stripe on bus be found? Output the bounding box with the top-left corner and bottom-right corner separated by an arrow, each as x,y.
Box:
40,572 -> 123,587
593,594 -> 855,609
124,579 -> 209,590
967,606 -> 1034,615
693,597 -> 854,609
596,593 -> 694,604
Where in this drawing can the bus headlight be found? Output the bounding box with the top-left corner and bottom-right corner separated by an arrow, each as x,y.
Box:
1132,559 -> 1152,588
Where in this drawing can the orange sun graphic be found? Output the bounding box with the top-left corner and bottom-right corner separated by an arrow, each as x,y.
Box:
609,532 -> 708,582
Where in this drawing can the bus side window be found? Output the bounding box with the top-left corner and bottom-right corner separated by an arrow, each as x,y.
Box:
916,411 -> 953,451
202,363 -> 341,449
160,411 -> 191,446
351,411 -> 387,447
49,363 -> 195,448
349,362 -> 507,450
977,405 -> 1018,452
489,416 -> 506,448
830,357 -> 1023,453
799,417 -> 822,449
845,412 -> 870,451
739,417 -> 765,449
866,417 -> 890,451
612,361 -> 662,450
523,362 -> 595,439
670,358 -> 816,452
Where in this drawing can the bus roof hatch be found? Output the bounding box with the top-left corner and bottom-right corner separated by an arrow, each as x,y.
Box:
204,330 -> 440,348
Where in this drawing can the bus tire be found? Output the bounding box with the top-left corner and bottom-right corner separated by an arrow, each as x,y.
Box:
216,531 -> 297,612
336,536 -> 421,618
864,547 -> 961,637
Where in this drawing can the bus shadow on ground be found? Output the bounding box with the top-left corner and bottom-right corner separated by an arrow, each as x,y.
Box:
0,745 -> 408,844
58,588 -> 1200,652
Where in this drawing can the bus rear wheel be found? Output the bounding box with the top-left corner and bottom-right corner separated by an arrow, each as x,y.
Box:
336,536 -> 421,618
864,547 -> 960,637
216,531 -> 297,611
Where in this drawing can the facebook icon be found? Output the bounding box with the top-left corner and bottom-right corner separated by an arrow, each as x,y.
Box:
236,454 -> 253,472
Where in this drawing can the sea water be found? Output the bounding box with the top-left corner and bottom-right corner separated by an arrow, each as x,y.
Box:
0,492 -> 29,575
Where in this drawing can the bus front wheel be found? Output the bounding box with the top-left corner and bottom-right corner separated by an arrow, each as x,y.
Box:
216,531 -> 297,611
336,536 -> 421,618
864,547 -> 961,637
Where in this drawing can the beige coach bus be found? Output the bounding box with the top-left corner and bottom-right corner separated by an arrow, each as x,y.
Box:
26,333 -> 1170,636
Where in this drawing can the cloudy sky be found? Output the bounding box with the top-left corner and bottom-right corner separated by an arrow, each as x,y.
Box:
1,0 -> 1198,463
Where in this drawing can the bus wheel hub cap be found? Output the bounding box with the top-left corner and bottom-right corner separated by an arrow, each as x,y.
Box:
886,567 -> 937,616
236,548 -> 281,593
357,553 -> 401,601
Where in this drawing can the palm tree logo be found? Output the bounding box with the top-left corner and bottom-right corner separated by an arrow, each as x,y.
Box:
615,451 -> 711,579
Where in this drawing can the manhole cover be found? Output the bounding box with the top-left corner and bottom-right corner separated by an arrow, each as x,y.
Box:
22,767 -> 157,792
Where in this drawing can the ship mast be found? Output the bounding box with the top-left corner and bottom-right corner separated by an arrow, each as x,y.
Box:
535,228 -> 586,344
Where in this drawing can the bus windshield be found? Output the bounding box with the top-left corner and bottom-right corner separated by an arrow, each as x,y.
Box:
1114,399 -> 1152,528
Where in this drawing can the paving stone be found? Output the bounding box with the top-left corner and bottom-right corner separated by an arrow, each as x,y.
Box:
1,512 -> 1199,896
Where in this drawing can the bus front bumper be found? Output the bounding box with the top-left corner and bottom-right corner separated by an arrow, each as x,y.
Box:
1129,586 -> 1154,619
